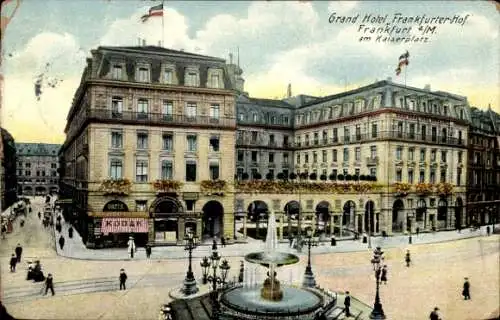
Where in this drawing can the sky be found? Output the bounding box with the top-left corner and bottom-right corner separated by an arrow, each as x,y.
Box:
0,0 -> 498,144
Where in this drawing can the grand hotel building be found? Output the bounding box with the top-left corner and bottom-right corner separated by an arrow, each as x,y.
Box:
60,45 -> 475,248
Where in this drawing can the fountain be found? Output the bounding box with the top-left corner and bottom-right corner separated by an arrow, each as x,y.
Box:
219,211 -> 326,318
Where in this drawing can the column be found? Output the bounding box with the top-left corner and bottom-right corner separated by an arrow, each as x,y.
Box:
311,214 -> 316,234
403,212 -> 408,233
330,214 -> 334,235
196,218 -> 202,240
433,213 -> 438,230
359,211 -> 365,233
278,214 -> 284,240
375,213 -> 379,233
339,214 -> 343,237
243,216 -> 247,239
148,218 -> 155,245
354,214 -> 358,233
177,217 -> 185,245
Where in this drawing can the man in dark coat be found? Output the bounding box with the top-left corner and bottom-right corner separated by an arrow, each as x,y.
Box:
381,265 -> 388,284
462,277 -> 471,300
429,307 -> 441,320
344,291 -> 351,317
68,226 -> 74,238
119,269 -> 127,290
15,243 -> 23,263
38,211 -> 41,219
405,250 -> 411,267
9,254 -> 17,272
145,245 -> 152,259
58,235 -> 65,250
44,273 -> 55,296
221,237 -> 226,247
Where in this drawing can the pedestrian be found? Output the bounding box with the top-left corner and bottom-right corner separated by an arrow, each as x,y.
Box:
56,215 -> 61,223
381,265 -> 388,284
20,219 -> 25,227
58,235 -> 65,250
212,239 -> 217,250
405,250 -> 411,267
289,235 -> 293,247
462,277 -> 471,300
429,307 -> 441,320
1,224 -> 6,239
416,227 -> 420,236
127,236 -> 136,259
9,254 -> 17,272
15,243 -> 23,263
145,244 -> 152,259
38,212 -> 41,219
56,222 -> 62,233
221,237 -> 226,247
119,269 -> 127,290
68,226 -> 74,239
486,226 -> 490,236
344,291 -> 351,317
44,273 -> 55,296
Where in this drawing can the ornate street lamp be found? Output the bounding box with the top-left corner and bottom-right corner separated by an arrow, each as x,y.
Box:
302,228 -> 317,287
204,243 -> 231,320
182,230 -> 199,295
200,256 -> 211,284
370,247 -> 386,319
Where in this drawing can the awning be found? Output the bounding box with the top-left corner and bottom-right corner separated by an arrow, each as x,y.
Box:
89,211 -> 149,218
101,218 -> 149,234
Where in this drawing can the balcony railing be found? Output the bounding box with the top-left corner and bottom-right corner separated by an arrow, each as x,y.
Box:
366,157 -> 379,166
87,109 -> 236,129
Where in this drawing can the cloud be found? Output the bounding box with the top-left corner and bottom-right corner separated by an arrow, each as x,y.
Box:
327,1 -> 359,14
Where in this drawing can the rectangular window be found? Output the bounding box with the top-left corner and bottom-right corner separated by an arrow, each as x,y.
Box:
164,69 -> 173,84
355,125 -> 361,140
314,132 -> 319,145
137,132 -> 148,149
408,148 -> 414,161
370,168 -> 376,177
332,149 -> 338,162
162,100 -> 173,120
251,151 -> 258,162
137,99 -> 149,118
396,169 -> 402,182
344,127 -> 350,142
296,153 -> 300,164
430,169 -> 436,183
441,151 -> 447,162
419,170 -> 425,183
161,160 -> 173,179
343,148 -> 349,162
457,168 -> 462,185
111,131 -> 123,148
251,168 -> 258,179
210,104 -> 220,120
236,168 -> 244,180
186,72 -> 198,86
111,97 -> 123,116
408,169 -> 414,184
421,125 -> 427,140
322,130 -> 328,144
409,124 -> 415,139
237,151 -> 244,162
283,153 -> 289,164
187,135 -> 197,152
420,148 -> 426,162
355,147 -> 361,161
313,152 -> 317,163
458,151 -> 463,163
283,136 -> 289,147
370,146 -> 377,159
440,169 -> 446,183
305,153 -> 309,163
251,131 -> 258,142
186,160 -> 197,181
371,123 -> 378,138
138,67 -> 150,82
397,122 -> 403,138
396,146 -> 403,160
186,102 -> 197,118
332,128 -> 338,142
269,153 -> 274,163
112,65 -> 122,80
136,159 -> 148,182
209,136 -> 220,152
431,149 -> 436,162
209,161 -> 219,180
162,133 -> 173,151
431,127 -> 437,142
211,74 -> 220,88
136,200 -> 147,212
322,150 -> 327,162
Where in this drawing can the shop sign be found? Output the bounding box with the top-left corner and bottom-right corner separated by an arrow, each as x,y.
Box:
101,218 -> 148,234
103,200 -> 129,212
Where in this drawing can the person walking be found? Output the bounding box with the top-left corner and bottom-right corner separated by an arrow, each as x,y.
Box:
344,291 -> 351,317
145,244 -> 152,259
38,211 -> 41,219
486,226 -> 490,236
462,277 -> 471,300
119,269 -> 127,290
429,307 -> 441,320
9,254 -> 17,272
381,265 -> 388,284
15,243 -> 23,263
68,226 -> 74,239
221,237 -> 226,248
416,227 -> 420,236
127,236 -> 136,259
405,250 -> 411,267
44,273 -> 55,296
58,235 -> 65,250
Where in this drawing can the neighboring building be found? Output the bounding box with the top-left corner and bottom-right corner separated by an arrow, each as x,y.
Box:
466,106 -> 500,226
16,143 -> 60,196
235,80 -> 470,238
1,128 -> 18,211
59,45 -> 236,248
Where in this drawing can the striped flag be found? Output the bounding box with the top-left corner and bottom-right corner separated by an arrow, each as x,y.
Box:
141,3 -> 163,23
395,51 -> 410,76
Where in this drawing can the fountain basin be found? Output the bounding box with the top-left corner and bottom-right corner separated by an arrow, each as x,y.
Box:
220,285 -> 324,317
245,252 -> 299,267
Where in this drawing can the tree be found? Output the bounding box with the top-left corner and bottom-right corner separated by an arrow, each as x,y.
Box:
254,172 -> 262,180
329,173 -> 337,181
337,174 -> 344,181
309,172 -> 317,180
299,172 -> 308,180
242,172 -> 249,181
277,172 -> 285,180
289,172 -> 297,180
345,174 -> 352,181
320,174 -> 327,181
266,172 -> 274,180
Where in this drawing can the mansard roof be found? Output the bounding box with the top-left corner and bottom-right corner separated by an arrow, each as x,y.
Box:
16,143 -> 61,156
97,46 -> 225,62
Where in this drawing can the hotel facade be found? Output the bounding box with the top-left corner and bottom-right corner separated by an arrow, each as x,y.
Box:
60,45 -> 488,248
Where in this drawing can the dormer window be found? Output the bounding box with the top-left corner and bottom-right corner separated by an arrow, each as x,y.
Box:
253,113 -> 258,122
185,71 -> 199,87
238,113 -> 245,121
210,74 -> 220,88
112,65 -> 123,80
164,69 -> 173,84
137,66 -> 150,82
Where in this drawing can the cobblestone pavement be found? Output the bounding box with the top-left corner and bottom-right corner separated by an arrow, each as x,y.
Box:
1,197 -> 499,320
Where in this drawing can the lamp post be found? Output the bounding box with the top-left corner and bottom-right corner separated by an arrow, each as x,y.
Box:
200,256 -> 210,285
370,247 -> 386,319
182,230 -> 199,295
302,228 -> 317,287
205,243 -> 231,320
408,211 -> 414,244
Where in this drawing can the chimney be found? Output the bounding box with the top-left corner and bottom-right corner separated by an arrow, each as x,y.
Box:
287,83 -> 292,98
137,38 -> 141,46
142,39 -> 146,46
424,84 -> 431,91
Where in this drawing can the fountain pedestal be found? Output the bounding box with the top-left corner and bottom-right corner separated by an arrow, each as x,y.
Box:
261,275 -> 283,301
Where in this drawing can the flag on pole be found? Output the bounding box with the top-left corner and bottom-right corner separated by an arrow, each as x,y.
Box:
395,51 -> 410,76
141,3 -> 163,23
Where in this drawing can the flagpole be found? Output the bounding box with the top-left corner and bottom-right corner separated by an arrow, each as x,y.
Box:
404,63 -> 407,88
161,0 -> 165,47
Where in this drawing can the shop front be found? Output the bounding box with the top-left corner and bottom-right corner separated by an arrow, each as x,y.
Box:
88,200 -> 149,248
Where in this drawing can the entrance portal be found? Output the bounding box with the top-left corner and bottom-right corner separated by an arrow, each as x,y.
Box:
202,201 -> 224,239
